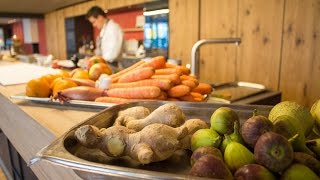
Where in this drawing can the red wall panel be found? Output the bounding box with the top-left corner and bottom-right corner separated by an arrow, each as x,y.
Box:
37,19 -> 47,54
12,19 -> 47,54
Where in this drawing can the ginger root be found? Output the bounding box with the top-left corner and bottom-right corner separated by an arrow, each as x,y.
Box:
113,106 -> 150,126
75,124 -> 188,164
124,103 -> 186,131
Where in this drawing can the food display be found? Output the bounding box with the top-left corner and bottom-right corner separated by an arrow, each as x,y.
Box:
25,56 -> 212,103
72,100 -> 320,179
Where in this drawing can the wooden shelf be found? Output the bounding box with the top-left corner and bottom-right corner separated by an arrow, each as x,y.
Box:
123,28 -> 144,32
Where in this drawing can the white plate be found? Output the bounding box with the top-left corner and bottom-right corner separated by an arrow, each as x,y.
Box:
57,60 -> 75,68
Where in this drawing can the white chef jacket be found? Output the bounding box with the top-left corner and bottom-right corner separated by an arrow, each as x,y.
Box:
96,19 -> 124,63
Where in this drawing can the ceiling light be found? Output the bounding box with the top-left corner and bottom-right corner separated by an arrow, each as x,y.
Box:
143,9 -> 169,16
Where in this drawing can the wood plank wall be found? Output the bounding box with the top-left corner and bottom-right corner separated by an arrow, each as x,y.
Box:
169,0 -> 320,107
168,0 -> 200,66
45,0 -> 320,106
199,0 -> 238,83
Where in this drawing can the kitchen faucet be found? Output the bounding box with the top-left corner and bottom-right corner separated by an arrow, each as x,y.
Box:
190,38 -> 241,76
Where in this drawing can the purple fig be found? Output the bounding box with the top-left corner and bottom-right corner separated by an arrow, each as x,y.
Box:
241,114 -> 274,147
254,132 -> 293,172
190,146 -> 223,166
189,155 -> 233,179
234,164 -> 276,180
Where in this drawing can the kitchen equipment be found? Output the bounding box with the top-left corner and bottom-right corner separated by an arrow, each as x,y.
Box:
190,38 -> 241,76
30,101 -> 272,180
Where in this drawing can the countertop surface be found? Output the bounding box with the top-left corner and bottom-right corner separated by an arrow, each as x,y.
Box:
0,61 -> 99,179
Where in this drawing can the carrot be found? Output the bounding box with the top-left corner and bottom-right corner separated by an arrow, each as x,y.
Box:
107,86 -> 161,99
192,83 -> 213,94
168,85 -> 191,98
165,63 -> 176,68
109,79 -> 173,90
151,74 -> 181,85
167,98 -> 180,101
64,78 -> 96,87
156,91 -> 167,100
179,66 -> 190,75
194,97 -> 203,102
181,80 -> 197,89
95,96 -> 130,104
155,68 -> 183,75
179,94 -> 195,102
110,60 -> 144,79
143,56 -> 166,69
180,75 -> 199,86
190,92 -> 204,101
165,64 -> 190,75
118,67 -> 155,83
180,75 -> 196,81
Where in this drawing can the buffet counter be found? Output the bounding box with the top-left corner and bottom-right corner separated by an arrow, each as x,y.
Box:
0,62 -> 98,179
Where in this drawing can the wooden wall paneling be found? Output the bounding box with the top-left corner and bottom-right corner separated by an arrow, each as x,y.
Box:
45,12 -> 59,58
44,14 -> 52,55
279,0 -> 320,106
168,0 -> 200,65
199,0 -> 238,83
56,10 -> 67,59
64,6 -> 75,18
95,0 -> 108,10
106,0 -> 149,9
237,0 -> 284,90
74,1 -> 96,17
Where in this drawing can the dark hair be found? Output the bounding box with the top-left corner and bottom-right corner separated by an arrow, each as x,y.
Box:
86,6 -> 105,19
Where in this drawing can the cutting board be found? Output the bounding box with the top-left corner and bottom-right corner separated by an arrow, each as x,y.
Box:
0,63 -> 59,86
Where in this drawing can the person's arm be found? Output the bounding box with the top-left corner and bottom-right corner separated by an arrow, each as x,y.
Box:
101,23 -> 124,62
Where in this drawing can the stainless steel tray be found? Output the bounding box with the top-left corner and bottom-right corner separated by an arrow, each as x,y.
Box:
10,93 -> 116,109
30,101 -> 272,179
209,81 -> 267,104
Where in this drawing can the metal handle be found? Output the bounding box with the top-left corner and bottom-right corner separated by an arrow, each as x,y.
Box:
191,38 -> 241,76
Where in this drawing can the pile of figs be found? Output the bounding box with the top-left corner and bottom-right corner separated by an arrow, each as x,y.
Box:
189,101 -> 320,179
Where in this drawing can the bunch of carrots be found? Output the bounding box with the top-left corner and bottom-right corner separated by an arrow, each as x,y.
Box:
95,56 -> 213,104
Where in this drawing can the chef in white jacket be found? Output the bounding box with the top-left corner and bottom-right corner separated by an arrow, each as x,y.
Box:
86,6 -> 124,71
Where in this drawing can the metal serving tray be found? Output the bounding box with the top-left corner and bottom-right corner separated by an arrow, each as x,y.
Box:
10,93 -> 116,109
209,81 -> 267,104
29,101 -> 272,180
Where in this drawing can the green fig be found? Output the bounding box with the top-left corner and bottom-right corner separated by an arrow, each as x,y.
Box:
234,164 -> 276,180
190,147 -> 223,166
241,114 -> 274,148
189,155 -> 233,179
268,101 -> 314,137
281,163 -> 320,180
311,100 -> 320,136
273,115 -> 315,156
191,129 -> 222,151
210,107 -> 239,135
294,152 -> 320,176
254,132 -> 294,172
306,139 -> 320,158
221,121 -> 245,153
224,141 -> 255,173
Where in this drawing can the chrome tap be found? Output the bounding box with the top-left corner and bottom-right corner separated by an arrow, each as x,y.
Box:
190,38 -> 241,76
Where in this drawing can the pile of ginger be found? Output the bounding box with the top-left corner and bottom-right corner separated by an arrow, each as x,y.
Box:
75,103 -> 208,164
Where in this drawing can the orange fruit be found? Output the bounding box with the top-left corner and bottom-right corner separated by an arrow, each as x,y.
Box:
40,74 -> 55,85
50,77 -> 63,89
52,79 -> 77,97
53,70 -> 71,79
26,78 -> 51,97
72,69 -> 89,79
